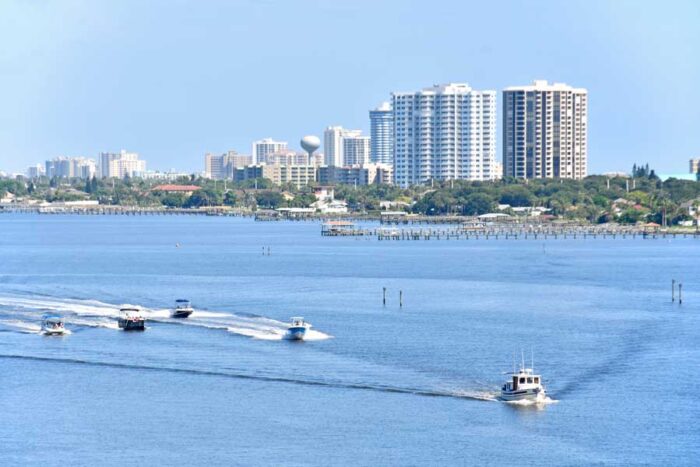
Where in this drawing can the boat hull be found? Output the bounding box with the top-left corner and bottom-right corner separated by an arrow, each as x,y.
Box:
500,388 -> 546,402
285,326 -> 307,341
118,319 -> 146,331
171,309 -> 193,319
42,328 -> 66,336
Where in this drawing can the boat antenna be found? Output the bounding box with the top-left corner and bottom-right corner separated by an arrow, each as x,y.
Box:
531,347 -> 534,373
512,352 -> 516,374
521,349 -> 525,372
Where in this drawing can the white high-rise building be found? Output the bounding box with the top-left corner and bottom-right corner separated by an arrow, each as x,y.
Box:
690,158 -> 700,175
369,102 -> 394,165
503,80 -> 588,179
392,83 -> 496,187
205,151 -> 252,179
323,126 -> 365,167
26,164 -> 45,178
342,135 -> 371,166
252,138 -> 287,164
205,153 -> 227,179
99,150 -> 146,178
44,157 -> 96,179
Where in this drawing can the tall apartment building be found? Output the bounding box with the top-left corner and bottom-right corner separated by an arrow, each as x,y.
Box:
392,83 -> 496,187
323,126 -> 364,167
369,102 -> 394,165
45,157 -> 96,179
205,151 -> 253,179
205,153 -> 227,179
690,158 -> 700,175
252,138 -> 288,164
26,164 -> 45,178
342,135 -> 371,166
503,80 -> 588,180
99,150 -> 146,178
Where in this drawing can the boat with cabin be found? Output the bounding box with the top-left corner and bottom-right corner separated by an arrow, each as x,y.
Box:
500,355 -> 546,403
171,299 -> 194,318
285,317 -> 309,341
41,314 -> 66,336
117,307 -> 146,331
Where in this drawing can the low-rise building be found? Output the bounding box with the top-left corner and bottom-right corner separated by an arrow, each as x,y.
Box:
317,163 -> 393,186
152,184 -> 201,196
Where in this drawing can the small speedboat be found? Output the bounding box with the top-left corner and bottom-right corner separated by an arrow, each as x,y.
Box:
171,299 -> 194,318
41,314 -> 66,336
117,307 -> 146,331
285,317 -> 309,341
500,357 -> 546,403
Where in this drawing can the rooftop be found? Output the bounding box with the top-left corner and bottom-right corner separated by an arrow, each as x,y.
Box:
504,80 -> 587,93
152,184 -> 201,192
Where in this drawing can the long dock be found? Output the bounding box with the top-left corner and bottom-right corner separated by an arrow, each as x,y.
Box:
0,205 -> 251,216
321,222 -> 700,240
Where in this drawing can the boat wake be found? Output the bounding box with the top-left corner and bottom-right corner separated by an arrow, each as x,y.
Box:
0,295 -> 332,341
0,319 -> 42,334
503,396 -> 558,407
0,353 -> 497,402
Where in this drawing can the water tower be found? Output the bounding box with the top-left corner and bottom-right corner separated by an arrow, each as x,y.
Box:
300,135 -> 321,161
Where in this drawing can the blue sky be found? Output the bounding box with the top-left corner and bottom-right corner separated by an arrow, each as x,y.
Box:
0,0 -> 698,174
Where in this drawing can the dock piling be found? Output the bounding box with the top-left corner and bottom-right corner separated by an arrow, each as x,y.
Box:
672,279 -> 676,302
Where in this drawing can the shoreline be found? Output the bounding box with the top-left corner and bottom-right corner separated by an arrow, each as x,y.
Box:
2,204 -> 699,239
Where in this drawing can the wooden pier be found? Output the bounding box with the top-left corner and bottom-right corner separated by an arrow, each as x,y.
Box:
0,205 -> 251,217
321,222 -> 700,241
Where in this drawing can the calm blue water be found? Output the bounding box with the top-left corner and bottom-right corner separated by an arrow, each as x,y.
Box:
0,214 -> 698,466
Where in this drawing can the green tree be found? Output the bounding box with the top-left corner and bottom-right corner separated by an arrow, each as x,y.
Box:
499,186 -> 535,207
254,191 -> 284,209
185,188 -> 223,208
462,193 -> 496,215
222,191 -> 236,206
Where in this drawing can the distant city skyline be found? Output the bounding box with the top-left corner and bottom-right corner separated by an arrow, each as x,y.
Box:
0,0 -> 698,174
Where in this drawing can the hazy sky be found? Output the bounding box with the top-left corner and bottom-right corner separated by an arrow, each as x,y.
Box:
1,0 -> 698,174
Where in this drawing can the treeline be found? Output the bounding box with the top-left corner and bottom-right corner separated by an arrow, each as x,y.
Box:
3,171 -> 700,225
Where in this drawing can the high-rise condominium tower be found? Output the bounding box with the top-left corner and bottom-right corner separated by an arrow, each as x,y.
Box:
252,138 -> 288,164
369,102 -> 394,165
99,150 -> 145,178
690,158 -> 700,175
323,126 -> 364,167
502,80 -> 588,179
342,135 -> 370,166
392,83 -> 496,187
205,151 -> 252,179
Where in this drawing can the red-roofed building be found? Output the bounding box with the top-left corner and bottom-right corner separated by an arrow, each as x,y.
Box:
152,184 -> 201,195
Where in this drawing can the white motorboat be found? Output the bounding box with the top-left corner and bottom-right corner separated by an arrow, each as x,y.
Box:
41,314 -> 66,336
117,307 -> 146,331
500,355 -> 546,403
285,317 -> 309,341
171,299 -> 194,318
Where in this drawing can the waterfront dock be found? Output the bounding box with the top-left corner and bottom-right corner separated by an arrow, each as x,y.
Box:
321,221 -> 700,240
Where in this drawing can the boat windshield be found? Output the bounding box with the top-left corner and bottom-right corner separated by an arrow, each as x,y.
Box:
120,308 -> 142,318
